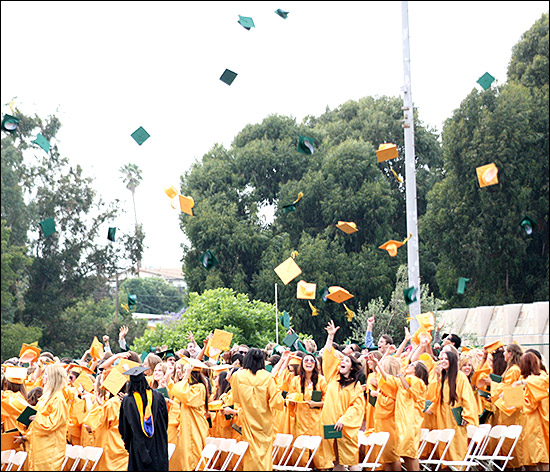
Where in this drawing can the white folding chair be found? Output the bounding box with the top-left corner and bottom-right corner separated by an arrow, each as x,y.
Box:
418,429 -> 442,470
441,426 -> 489,471
470,424 -> 507,467
358,431 -> 390,471
274,434 -> 321,471
416,428 -> 430,459
274,434 -> 309,470
68,445 -> 84,471
272,433 -> 294,467
4,451 -> 27,472
79,446 -> 103,471
419,428 -> 456,471
220,440 -> 248,471
1,450 -> 15,471
210,438 -> 236,471
473,424 -> 522,471
195,442 -> 218,471
168,442 -> 176,461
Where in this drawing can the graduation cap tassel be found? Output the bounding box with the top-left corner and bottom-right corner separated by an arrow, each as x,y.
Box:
293,192 -> 304,204
343,304 -> 355,322
308,301 -> 319,317
290,250 -> 298,259
390,165 -> 403,183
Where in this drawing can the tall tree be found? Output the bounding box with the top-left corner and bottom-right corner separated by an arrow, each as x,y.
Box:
119,163 -> 143,274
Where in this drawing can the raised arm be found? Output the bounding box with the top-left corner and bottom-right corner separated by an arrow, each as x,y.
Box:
324,320 -> 340,352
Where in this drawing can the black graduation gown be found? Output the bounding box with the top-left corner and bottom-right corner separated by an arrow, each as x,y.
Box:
119,389 -> 169,471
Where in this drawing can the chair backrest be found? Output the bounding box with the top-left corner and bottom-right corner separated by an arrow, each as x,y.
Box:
417,429 -> 430,458
82,447 -> 103,471
466,427 -> 489,458
466,424 -> 477,438
283,435 -> 310,467
436,429 -> 456,463
5,451 -> 27,472
359,432 -> 390,471
194,443 -> 218,471
221,441 -> 248,471
210,438 -> 236,470
422,429 -> 442,462
498,425 -> 522,469
69,445 -> 84,471
1,450 -> 15,470
272,433 -> 294,465
168,443 -> 176,461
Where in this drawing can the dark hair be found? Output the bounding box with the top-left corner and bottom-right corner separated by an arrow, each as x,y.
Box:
27,387 -> 43,406
299,354 -> 319,393
414,362 -> 429,386
127,373 -> 151,409
491,348 -> 507,376
127,351 -> 142,363
504,343 -> 523,374
242,348 -> 265,375
267,354 -> 281,366
520,352 -> 541,378
447,334 -> 462,349
380,334 -> 393,345
525,349 -> 547,373
338,354 -> 363,388
214,371 -> 231,401
231,353 -> 244,366
1,378 -> 28,400
60,357 -> 72,364
190,370 -> 210,413
441,350 -> 459,406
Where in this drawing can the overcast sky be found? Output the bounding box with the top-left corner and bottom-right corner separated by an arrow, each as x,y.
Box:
1,1 -> 548,269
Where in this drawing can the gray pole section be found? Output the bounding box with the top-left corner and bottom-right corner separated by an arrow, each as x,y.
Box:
275,283 -> 279,344
402,1 -> 420,332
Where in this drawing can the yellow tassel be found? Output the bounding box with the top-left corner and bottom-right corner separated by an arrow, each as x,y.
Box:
402,233 -> 412,244
344,304 -> 354,322
293,192 -> 304,204
308,301 -> 319,317
390,165 -> 403,183
290,250 -> 299,259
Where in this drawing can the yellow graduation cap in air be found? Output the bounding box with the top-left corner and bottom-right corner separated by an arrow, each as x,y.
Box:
483,339 -> 505,353
336,221 -> 358,234
19,343 -> 41,363
326,286 -> 354,304
89,336 -> 104,360
376,143 -> 398,163
296,280 -> 316,300
73,372 -> 95,393
274,257 -> 302,285
379,234 -> 412,257
114,359 -> 141,376
412,311 -> 435,345
164,186 -> 178,199
205,329 -> 234,360
476,163 -> 499,188
4,366 -> 27,385
102,368 -> 129,396
171,194 -> 195,216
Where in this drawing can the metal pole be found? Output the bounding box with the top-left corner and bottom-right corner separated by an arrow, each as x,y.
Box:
402,1 -> 421,332
275,283 -> 279,344
115,272 -> 120,321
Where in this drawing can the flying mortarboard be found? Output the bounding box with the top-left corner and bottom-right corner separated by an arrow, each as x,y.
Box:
403,286 -> 419,305
297,136 -> 315,154
520,216 -> 536,235
220,69 -> 238,86
296,280 -> 316,300
379,234 -> 412,257
131,126 -> 150,145
200,249 -> 218,270
283,331 -> 299,347
66,363 -> 96,376
274,257 -> 302,285
114,359 -> 141,376
123,365 -> 149,377
336,221 -> 358,234
205,329 -> 234,360
477,72 -> 495,91
237,15 -> 255,30
73,372 -> 95,392
280,311 -> 291,329
326,286 -> 354,304
275,9 -> 289,19
39,217 -> 56,238
128,294 -> 137,307
19,343 -> 41,363
412,311 -> 435,345
457,277 -> 470,295
32,133 -> 50,154
476,163 -> 499,188
171,194 -> 195,216
483,339 -> 505,353
165,186 -> 179,199
107,227 -> 116,242
376,143 -> 398,163
1,114 -> 19,133
89,336 -> 104,360
4,366 -> 27,385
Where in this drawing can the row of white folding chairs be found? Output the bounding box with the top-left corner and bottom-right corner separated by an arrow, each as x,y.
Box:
195,437 -> 248,471
272,433 -> 322,471
0,450 -> 27,471
358,431 -> 391,471
61,444 -> 103,471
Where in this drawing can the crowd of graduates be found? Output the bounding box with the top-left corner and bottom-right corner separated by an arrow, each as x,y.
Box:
1,315 -> 549,471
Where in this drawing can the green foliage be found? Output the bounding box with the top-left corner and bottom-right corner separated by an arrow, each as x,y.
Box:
1,322 -> 42,362
119,276 -> 185,314
1,220 -> 32,324
131,288 -> 279,353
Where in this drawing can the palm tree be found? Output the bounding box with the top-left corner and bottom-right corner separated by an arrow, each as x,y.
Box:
120,163 -> 143,274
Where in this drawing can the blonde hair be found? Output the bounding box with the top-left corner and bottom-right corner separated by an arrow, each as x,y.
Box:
381,356 -> 402,376
303,339 -> 318,354
42,364 -> 67,403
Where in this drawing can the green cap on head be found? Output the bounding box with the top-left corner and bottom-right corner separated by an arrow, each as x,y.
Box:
131,126 -> 150,145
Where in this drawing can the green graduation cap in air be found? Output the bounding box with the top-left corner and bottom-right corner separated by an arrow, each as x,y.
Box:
128,294 -> 137,307
403,286 -> 419,305
220,69 -> 238,86
476,72 -> 495,91
200,250 -> 219,270
237,15 -> 255,30
32,133 -> 50,154
107,227 -> 116,242
520,216 -> 537,235
297,136 -> 315,154
457,277 -> 470,295
1,114 -> 19,133
280,310 -> 291,330
39,217 -> 56,238
131,126 -> 150,145
275,9 -> 289,19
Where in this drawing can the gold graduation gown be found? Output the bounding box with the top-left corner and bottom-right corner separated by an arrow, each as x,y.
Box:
27,390 -> 69,471
520,373 -> 549,467
170,381 -> 209,471
393,375 -> 427,459
1,390 -> 30,453
373,372 -> 399,464
427,370 -> 479,461
230,369 -> 284,471
87,395 -> 128,471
